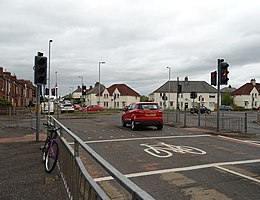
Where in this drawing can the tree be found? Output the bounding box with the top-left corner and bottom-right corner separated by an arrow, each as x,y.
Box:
221,93 -> 233,106
140,95 -> 150,102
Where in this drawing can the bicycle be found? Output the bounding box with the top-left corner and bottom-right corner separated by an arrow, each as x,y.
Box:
41,123 -> 59,173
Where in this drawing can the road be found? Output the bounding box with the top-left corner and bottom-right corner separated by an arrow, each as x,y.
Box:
58,113 -> 260,200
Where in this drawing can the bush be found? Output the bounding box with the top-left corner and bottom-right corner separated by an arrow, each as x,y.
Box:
0,98 -> 12,106
232,105 -> 245,111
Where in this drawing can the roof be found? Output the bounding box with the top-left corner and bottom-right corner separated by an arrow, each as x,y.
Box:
220,86 -> 236,93
107,84 -> 140,97
153,81 -> 217,93
232,83 -> 260,95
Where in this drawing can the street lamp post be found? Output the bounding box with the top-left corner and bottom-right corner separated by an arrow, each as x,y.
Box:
166,67 -> 171,109
98,61 -> 105,105
48,39 -> 53,116
78,76 -> 84,86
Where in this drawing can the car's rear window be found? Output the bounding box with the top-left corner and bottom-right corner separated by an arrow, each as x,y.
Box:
138,104 -> 159,110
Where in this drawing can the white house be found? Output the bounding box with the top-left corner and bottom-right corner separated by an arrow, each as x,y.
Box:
150,77 -> 218,111
75,83 -> 140,109
232,79 -> 260,109
103,84 -> 141,109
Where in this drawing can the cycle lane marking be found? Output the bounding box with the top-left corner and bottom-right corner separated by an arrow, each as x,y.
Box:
140,142 -> 207,158
93,159 -> 260,182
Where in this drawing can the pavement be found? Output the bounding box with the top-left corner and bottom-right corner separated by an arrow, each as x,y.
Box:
0,127 -> 68,200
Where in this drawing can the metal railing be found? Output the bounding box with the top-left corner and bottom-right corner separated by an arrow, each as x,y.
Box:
163,111 -> 246,132
47,115 -> 155,200
0,107 -> 36,129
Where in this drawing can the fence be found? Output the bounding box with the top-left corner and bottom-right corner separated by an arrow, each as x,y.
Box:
163,111 -> 247,132
47,115 -> 155,200
0,107 -> 36,129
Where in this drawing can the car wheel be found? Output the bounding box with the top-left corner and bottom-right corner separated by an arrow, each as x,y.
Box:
131,120 -> 138,130
121,118 -> 126,127
157,125 -> 163,130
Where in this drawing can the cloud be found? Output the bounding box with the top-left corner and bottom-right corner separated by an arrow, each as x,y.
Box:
1,0 -> 260,96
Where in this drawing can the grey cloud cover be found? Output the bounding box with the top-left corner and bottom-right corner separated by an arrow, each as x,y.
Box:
1,0 -> 260,95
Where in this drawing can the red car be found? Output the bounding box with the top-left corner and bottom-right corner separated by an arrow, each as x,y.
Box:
83,105 -> 105,112
121,102 -> 163,130
73,104 -> 82,110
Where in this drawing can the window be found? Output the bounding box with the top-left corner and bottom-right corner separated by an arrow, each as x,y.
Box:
122,102 -> 126,107
209,95 -> 216,98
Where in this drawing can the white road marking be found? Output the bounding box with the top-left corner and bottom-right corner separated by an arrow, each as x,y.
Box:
93,159 -> 260,182
215,166 -> 260,183
245,140 -> 260,145
84,134 -> 210,144
218,135 -> 260,146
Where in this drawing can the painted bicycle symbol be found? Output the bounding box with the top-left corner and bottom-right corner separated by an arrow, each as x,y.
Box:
140,142 -> 206,158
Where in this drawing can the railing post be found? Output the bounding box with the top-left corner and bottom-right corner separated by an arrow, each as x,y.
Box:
184,110 -> 186,127
74,140 -> 79,200
244,113 -> 247,133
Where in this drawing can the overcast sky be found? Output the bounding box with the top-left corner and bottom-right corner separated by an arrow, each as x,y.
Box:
1,0 -> 260,96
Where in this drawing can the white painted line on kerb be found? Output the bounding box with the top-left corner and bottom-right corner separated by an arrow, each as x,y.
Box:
215,166 -> 260,184
93,159 -> 260,182
83,134 -> 210,144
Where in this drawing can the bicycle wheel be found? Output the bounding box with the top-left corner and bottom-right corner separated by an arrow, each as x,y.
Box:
180,146 -> 206,155
41,138 -> 49,162
44,142 -> 59,173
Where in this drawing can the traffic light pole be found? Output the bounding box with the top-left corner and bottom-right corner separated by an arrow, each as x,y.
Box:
35,85 -> 41,142
217,59 -> 221,132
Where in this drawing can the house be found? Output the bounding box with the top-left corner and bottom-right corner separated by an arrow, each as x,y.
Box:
85,82 -> 106,106
104,84 -> 141,109
0,67 -> 35,107
76,83 -> 140,109
232,79 -> 260,109
151,76 -> 218,111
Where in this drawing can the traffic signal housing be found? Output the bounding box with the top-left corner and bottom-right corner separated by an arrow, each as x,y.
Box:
190,91 -> 197,99
211,71 -> 217,86
34,56 -> 47,85
82,85 -> 87,95
220,60 -> 229,85
51,88 -> 55,96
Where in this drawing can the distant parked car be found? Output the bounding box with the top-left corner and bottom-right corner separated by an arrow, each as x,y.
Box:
61,104 -> 74,113
121,102 -> 163,130
81,105 -> 105,112
219,105 -> 233,111
73,104 -> 82,110
190,106 -> 211,114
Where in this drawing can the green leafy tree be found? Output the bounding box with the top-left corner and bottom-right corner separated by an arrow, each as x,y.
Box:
140,95 -> 150,102
221,93 -> 233,106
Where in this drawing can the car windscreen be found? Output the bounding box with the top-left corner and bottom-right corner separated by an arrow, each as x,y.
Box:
138,104 -> 159,110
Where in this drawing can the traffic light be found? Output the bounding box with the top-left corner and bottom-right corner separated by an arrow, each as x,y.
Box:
34,56 -> 47,85
45,88 -> 49,95
51,88 -> 55,96
211,71 -> 217,86
219,60 -> 229,85
190,91 -> 197,99
82,85 -> 87,95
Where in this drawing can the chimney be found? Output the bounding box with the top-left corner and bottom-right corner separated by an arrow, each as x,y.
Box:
250,78 -> 256,86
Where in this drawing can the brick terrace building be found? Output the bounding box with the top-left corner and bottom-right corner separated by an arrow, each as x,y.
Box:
0,67 -> 36,107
